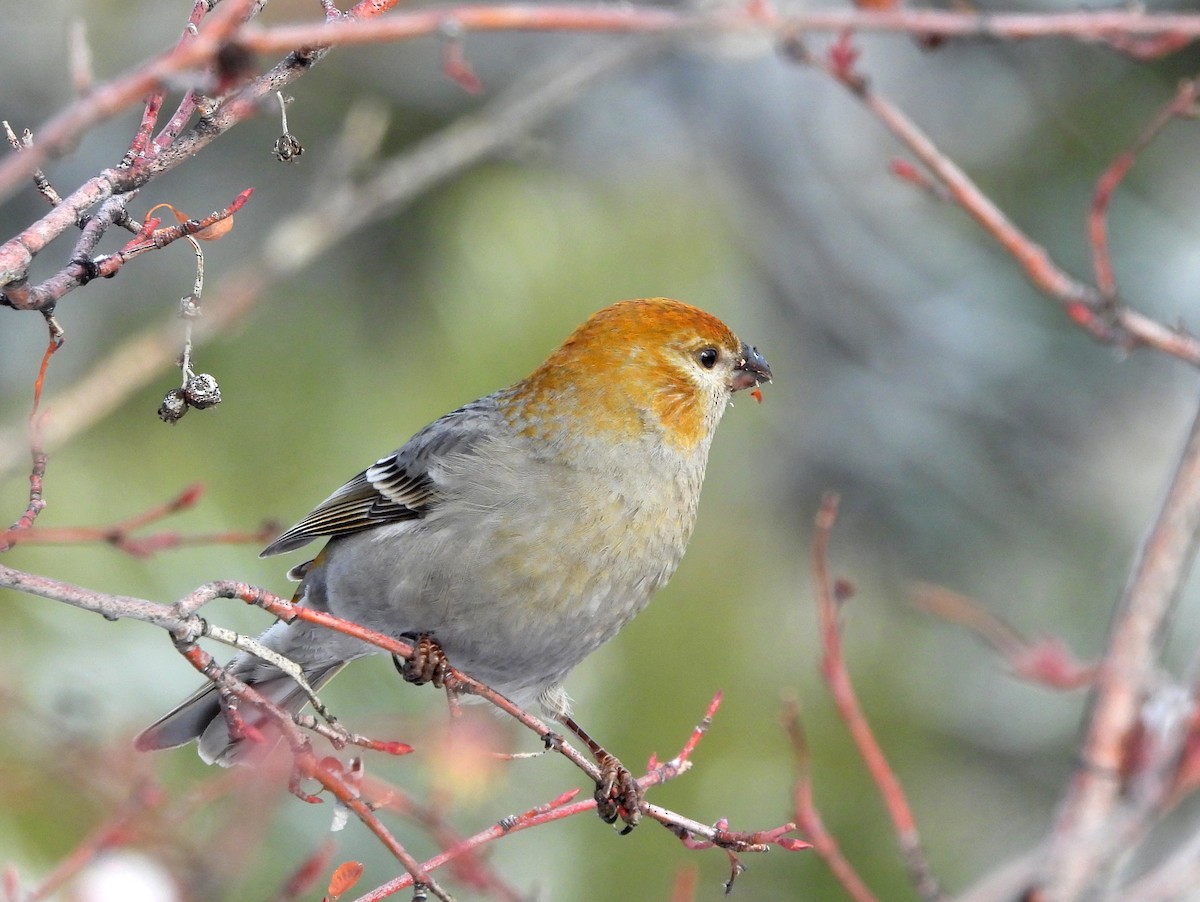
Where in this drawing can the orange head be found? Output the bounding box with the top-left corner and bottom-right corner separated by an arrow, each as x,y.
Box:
506,298 -> 771,455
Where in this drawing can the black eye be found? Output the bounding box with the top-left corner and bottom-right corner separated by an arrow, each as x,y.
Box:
698,347 -> 719,369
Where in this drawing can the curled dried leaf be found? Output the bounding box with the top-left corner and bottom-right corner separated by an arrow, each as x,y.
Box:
195,216 -> 234,241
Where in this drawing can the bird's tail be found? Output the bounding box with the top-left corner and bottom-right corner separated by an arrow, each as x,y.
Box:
134,661 -> 345,766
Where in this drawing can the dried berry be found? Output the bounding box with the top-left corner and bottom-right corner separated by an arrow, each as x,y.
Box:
157,388 -> 188,424
183,373 -> 221,409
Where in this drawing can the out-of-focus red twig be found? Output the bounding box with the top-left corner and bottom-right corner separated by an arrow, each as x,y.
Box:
888,157 -> 949,201
812,492 -> 944,902
1,327 -> 64,552
442,36 -> 484,93
23,782 -> 166,902
0,482 -> 281,557
1090,77 -> 1199,299
301,757 -> 454,902
275,839 -> 337,902
352,789 -> 583,902
913,583 -> 1097,690
783,700 -> 881,902
235,8 -> 1200,59
670,864 -> 699,902
358,770 -> 521,899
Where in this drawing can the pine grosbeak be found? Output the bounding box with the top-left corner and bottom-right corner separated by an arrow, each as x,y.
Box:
137,298 -> 771,822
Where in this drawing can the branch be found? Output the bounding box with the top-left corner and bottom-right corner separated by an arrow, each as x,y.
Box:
7,6 -> 1200,304
1090,78 -> 1200,299
1039,394 -> 1200,898
788,34 -> 1200,368
0,41 -> 646,482
912,583 -> 1097,691
0,0 -> 259,203
2,326 -> 61,550
236,7 -> 1200,58
0,566 -> 803,897
0,483 -> 279,557
783,700 -> 879,902
23,782 -> 166,902
812,492 -> 944,902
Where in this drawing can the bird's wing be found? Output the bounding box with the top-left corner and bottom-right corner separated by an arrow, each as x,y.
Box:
260,398 -> 498,557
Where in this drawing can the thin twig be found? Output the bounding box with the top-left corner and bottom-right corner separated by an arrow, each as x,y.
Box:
783,700 -> 880,902
1,325 -> 63,551
913,583 -> 1097,690
24,782 -> 165,902
1089,78 -> 1200,299
812,492 -> 944,902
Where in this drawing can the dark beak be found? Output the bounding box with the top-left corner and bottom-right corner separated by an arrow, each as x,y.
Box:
731,342 -> 772,392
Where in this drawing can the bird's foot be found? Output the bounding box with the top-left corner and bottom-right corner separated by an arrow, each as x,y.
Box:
595,750 -> 642,833
393,634 -> 450,689
559,713 -> 643,832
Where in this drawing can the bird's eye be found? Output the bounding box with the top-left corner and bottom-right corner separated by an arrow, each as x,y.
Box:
697,347 -> 719,369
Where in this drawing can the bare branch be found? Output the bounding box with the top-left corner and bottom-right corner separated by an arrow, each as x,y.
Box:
1040,394 -> 1200,898
787,33 -> 1200,366
0,40 -> 648,479
812,493 -> 944,901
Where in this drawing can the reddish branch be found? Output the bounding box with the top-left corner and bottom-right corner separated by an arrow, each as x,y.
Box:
0,566 -> 803,897
0,482 -> 279,557
784,701 -> 880,902
789,35 -> 1200,368
5,5 -> 1200,311
3,187 -> 251,313
1089,78 -> 1200,299
913,584 -> 1097,691
234,8 -> 1200,59
1,327 -> 62,551
358,773 -> 523,899
23,782 -> 166,902
275,839 -> 337,901
811,493 -> 943,902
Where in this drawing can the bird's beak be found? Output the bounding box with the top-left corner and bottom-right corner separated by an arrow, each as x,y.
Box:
731,342 -> 772,392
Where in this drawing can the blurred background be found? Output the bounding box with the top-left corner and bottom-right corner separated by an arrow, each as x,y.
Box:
3,0 -> 1200,899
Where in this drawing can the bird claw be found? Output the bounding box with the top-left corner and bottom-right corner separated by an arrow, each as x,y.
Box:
595,752 -> 642,833
396,635 -> 450,688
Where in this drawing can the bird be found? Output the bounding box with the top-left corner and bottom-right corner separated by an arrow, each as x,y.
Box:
136,297 -> 771,827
